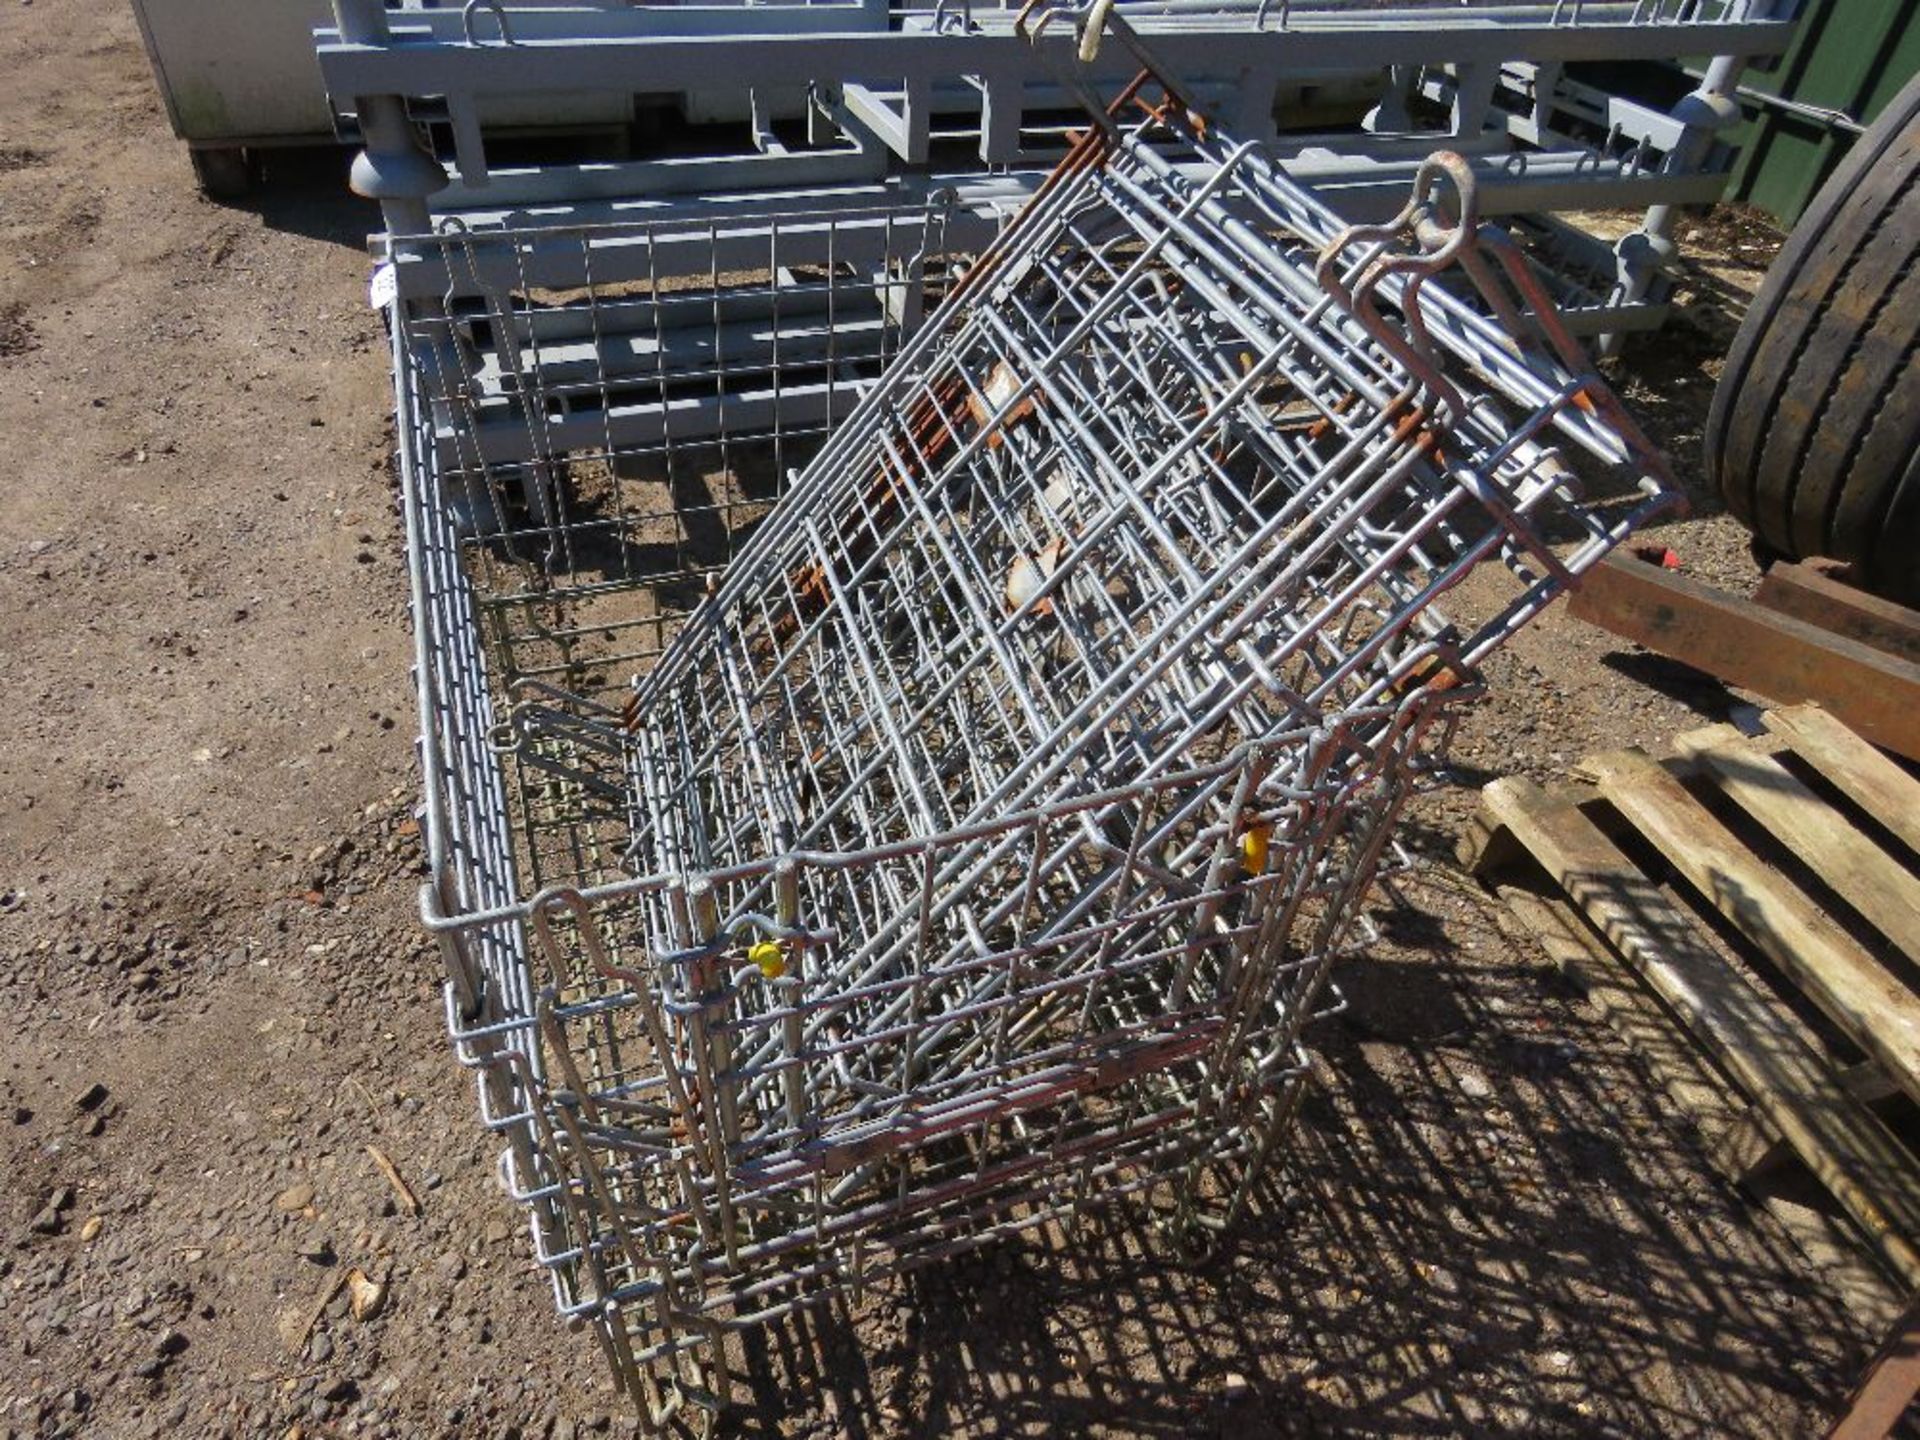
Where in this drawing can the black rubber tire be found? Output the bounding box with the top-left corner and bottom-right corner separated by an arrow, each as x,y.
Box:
1704,70 -> 1920,605
188,145 -> 256,200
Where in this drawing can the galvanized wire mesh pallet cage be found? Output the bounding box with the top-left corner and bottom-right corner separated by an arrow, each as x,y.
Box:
390,33 -> 1677,1430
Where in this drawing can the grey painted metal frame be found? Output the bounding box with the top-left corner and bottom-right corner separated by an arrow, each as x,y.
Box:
324,0 -> 1799,439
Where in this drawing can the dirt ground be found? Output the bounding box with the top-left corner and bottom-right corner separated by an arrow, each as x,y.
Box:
0,3 -> 1898,1437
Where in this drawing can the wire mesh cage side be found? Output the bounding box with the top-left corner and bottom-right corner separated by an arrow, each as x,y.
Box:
394,196 -> 967,913
608,70 -> 1676,1158
389,196 -> 994,1355
417,691 -> 1450,1379
402,252 -> 1463,1377
389,52 -> 1677,1428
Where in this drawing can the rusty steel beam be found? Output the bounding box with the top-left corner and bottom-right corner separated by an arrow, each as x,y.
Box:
1566,554 -> 1920,761
1826,1293 -> 1920,1440
1756,559 -> 1920,666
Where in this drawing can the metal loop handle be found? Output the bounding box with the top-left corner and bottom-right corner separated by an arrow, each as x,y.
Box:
526,884 -> 630,991
461,0 -> 513,47
1077,0 -> 1119,62
524,884 -> 711,1152
930,0 -> 975,33
1313,151 -> 1483,423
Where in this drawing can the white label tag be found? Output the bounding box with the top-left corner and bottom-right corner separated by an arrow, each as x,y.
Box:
368,262 -> 397,312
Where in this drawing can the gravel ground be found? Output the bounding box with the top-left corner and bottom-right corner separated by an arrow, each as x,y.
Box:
0,3 -> 1895,1438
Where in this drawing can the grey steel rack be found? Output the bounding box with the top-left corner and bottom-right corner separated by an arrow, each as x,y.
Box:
322,0 -> 1798,365
372,9 -> 1682,1423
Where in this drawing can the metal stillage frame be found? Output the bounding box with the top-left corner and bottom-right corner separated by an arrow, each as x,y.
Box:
320,1 -> 1805,347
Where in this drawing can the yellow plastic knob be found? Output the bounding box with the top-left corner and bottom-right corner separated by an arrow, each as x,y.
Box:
748,941 -> 786,979
1241,822 -> 1272,874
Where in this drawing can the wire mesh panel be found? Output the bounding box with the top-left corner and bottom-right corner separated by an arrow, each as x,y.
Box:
390,49 -> 1675,1434
398,196 -> 962,898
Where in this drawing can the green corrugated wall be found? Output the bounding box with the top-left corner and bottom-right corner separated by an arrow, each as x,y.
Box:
1724,0 -> 1920,226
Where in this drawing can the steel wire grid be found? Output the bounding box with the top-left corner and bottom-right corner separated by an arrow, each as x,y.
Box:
391,50 -> 1676,1430
391,195 -> 965,1311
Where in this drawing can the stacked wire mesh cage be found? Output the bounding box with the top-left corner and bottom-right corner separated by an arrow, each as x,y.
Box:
388,37 -> 1677,1430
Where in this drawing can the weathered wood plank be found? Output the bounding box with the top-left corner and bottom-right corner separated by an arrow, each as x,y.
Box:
1763,704 -> 1920,857
1566,554 -> 1920,759
1763,1192 -> 1904,1334
1586,748 -> 1920,1110
1711,1060 -> 1904,1185
1674,724 -> 1920,960
1494,881 -> 1744,1130
1756,559 -> 1920,666
1495,880 -> 1900,1320
1482,775 -> 1920,1286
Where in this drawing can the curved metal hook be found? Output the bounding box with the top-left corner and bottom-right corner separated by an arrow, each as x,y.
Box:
524,884 -> 711,1148
1313,151 -> 1484,421
930,0 -> 975,34
527,884 -> 631,991
1011,0 -> 1047,38
1253,0 -> 1291,30
1012,0 -> 1081,42
1077,0 -> 1119,62
461,0 -> 514,47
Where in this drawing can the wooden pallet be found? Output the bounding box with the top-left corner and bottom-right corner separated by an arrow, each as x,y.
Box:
1465,703 -> 1920,1293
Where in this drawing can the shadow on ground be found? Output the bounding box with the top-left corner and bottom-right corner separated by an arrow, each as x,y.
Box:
709,867 -> 1864,1438
215,145 -> 375,250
